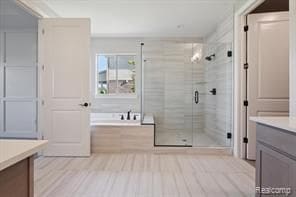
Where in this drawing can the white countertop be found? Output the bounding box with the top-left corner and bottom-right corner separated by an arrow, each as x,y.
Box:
250,116 -> 296,133
0,140 -> 48,171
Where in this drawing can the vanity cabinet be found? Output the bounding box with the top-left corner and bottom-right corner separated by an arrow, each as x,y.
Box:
0,156 -> 34,197
256,123 -> 296,197
0,140 -> 47,197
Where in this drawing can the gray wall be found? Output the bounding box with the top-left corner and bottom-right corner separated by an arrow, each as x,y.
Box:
0,0 -> 38,138
0,0 -> 37,30
90,38 -> 142,113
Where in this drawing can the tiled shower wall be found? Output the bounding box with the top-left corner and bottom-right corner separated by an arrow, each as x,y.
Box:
203,16 -> 234,146
143,40 -> 205,145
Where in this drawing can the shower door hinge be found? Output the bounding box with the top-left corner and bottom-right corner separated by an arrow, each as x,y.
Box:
227,132 -> 232,139
243,137 -> 248,143
244,63 -> 249,69
244,25 -> 249,32
243,100 -> 248,107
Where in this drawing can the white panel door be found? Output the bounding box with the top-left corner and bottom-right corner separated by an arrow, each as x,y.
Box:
39,19 -> 91,156
247,12 -> 289,160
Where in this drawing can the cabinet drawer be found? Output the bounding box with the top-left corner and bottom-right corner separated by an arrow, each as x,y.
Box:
257,124 -> 296,158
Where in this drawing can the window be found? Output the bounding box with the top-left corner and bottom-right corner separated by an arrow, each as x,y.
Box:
96,54 -> 136,96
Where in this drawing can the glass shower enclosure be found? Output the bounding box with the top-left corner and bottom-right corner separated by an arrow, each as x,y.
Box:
141,41 -> 233,147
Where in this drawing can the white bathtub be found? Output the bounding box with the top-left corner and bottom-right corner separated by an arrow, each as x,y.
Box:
91,113 -> 141,126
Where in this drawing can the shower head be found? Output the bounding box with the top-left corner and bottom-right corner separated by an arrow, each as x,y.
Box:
205,54 -> 215,61
205,56 -> 212,61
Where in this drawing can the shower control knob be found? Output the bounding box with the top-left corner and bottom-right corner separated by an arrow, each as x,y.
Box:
210,88 -> 217,95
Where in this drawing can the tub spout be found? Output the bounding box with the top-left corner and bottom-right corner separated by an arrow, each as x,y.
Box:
127,110 -> 131,120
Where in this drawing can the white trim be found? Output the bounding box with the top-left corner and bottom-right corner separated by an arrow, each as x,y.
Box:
44,0 -> 247,4
233,0 -> 265,158
37,20 -> 44,141
0,132 -> 38,139
14,0 -> 43,18
0,29 -> 38,33
96,53 -> 137,56
95,94 -> 138,99
15,0 -> 60,18
290,0 -> 296,115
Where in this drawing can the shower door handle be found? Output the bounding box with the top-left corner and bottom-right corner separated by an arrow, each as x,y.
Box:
194,91 -> 199,104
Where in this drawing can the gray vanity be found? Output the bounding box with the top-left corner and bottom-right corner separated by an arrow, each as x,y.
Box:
251,117 -> 296,197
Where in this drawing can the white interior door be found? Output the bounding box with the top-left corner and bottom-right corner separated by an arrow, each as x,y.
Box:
39,19 -> 91,156
247,12 -> 289,160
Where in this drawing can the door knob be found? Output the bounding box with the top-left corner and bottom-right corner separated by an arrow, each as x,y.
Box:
79,103 -> 90,107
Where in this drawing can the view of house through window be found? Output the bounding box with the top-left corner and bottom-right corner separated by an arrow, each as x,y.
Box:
96,54 -> 136,95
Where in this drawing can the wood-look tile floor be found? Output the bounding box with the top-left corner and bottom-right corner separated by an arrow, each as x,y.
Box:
34,153 -> 255,197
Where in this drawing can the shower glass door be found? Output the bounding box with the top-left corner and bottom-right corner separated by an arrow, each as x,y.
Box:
143,41 -> 194,146
193,42 -> 233,147
142,41 -> 233,147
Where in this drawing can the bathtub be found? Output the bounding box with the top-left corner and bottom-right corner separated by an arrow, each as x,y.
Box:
90,113 -> 154,153
90,113 -> 141,126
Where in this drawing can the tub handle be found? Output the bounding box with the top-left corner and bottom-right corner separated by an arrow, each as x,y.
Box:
133,114 -> 139,120
120,114 -> 124,120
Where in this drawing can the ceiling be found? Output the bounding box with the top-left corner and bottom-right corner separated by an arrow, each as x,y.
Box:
25,0 -> 246,38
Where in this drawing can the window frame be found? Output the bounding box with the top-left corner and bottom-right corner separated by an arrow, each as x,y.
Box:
95,53 -> 137,98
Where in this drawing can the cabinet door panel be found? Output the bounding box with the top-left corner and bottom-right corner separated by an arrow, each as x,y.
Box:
256,143 -> 296,197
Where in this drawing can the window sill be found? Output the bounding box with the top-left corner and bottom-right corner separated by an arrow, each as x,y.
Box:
95,94 -> 138,99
